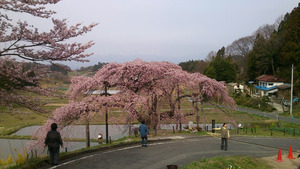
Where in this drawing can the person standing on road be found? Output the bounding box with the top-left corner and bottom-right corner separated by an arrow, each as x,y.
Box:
139,120 -> 150,147
213,123 -> 230,151
44,123 -> 64,165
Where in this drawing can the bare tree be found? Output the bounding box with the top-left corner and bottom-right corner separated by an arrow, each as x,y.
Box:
205,51 -> 216,62
225,36 -> 255,74
254,24 -> 276,40
226,36 -> 255,57
274,15 -> 284,30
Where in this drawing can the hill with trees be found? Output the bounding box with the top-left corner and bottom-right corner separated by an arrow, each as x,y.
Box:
179,4 -> 300,95
77,62 -> 107,72
247,5 -> 300,94
179,60 -> 208,74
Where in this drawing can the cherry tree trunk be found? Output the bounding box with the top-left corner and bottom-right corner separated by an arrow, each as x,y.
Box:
201,102 -> 206,130
86,116 -> 90,148
177,87 -> 182,131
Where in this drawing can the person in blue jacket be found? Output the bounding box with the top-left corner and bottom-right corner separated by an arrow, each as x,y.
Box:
139,120 -> 150,147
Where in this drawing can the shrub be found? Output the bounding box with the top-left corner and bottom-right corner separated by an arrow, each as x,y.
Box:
232,94 -> 276,112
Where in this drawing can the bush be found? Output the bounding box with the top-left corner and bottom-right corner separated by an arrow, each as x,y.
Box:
270,127 -> 300,136
232,94 -> 276,112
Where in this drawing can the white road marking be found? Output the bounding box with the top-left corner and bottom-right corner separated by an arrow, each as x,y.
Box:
48,141 -> 175,169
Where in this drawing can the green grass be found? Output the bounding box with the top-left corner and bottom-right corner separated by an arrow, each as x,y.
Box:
0,86 -> 69,136
229,127 -> 300,138
292,103 -> 300,118
220,120 -> 300,138
182,156 -> 272,169
184,109 -> 268,126
0,110 -> 48,136
280,103 -> 300,118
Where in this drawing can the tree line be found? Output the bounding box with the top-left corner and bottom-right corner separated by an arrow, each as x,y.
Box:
179,5 -> 300,94
77,62 -> 107,72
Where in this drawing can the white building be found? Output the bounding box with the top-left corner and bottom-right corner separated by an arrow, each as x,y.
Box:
254,75 -> 285,96
233,84 -> 244,93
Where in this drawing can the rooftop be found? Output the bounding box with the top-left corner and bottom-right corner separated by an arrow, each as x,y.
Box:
277,84 -> 291,90
256,75 -> 285,82
254,85 -> 277,91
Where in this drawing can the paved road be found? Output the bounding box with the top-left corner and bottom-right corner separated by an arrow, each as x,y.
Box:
236,106 -> 300,124
209,103 -> 300,124
43,136 -> 300,169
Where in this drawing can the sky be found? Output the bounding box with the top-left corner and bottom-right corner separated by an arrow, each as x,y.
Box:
9,0 -> 300,69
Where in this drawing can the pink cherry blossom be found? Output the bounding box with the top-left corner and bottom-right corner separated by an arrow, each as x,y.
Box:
1,1 -> 97,113
30,59 -> 236,153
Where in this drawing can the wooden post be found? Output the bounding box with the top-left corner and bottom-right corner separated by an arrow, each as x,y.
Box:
129,122 -> 132,136
212,119 -> 215,133
86,116 -> 90,148
271,129 -> 273,136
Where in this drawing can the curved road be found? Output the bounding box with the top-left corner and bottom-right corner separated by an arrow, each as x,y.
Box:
236,106 -> 300,125
42,136 -> 300,169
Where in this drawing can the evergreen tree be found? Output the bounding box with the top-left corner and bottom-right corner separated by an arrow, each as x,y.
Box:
50,64 -> 70,75
203,66 -> 216,79
246,5 -> 300,93
204,47 -> 237,82
247,34 -> 268,80
276,8 -> 300,86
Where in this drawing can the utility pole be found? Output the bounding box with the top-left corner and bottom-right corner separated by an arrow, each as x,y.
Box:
290,64 -> 294,116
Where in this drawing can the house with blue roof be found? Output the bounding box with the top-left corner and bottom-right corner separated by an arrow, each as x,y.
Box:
254,75 -> 285,97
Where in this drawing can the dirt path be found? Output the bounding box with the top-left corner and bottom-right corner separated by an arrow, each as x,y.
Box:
261,154 -> 300,169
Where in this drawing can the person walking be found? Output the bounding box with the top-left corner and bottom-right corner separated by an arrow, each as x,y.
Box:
44,123 -> 64,165
139,120 -> 150,147
213,123 -> 230,151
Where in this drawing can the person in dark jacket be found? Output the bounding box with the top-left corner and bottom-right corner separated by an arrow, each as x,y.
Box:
44,123 -> 63,165
138,120 -> 150,147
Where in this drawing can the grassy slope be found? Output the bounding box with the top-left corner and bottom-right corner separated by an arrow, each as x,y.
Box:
0,82 -> 69,135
